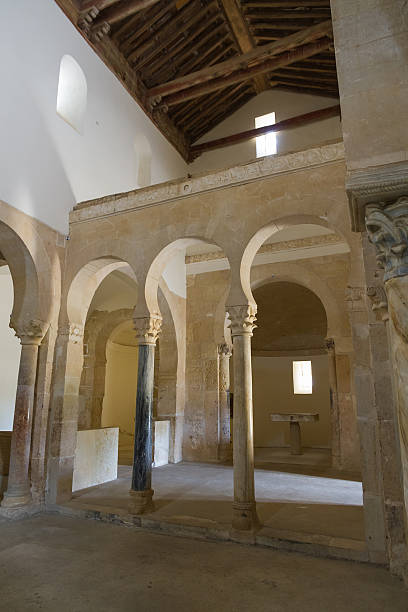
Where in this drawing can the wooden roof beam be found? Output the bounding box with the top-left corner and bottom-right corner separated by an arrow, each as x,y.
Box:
155,37 -> 332,107
90,0 -> 161,29
220,0 -> 268,93
189,104 -> 340,158
147,19 -> 332,100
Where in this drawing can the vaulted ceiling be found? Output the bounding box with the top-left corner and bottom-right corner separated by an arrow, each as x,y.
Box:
56,0 -> 338,161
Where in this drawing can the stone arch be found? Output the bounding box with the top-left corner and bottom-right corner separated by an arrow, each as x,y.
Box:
250,263 -> 347,340
239,214 -> 350,309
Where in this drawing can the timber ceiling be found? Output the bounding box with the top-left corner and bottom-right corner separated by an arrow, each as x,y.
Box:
56,0 -> 338,161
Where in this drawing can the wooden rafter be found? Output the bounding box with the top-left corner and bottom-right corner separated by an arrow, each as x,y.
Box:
154,38 -> 331,107
90,0 -> 162,28
147,19 -> 332,100
220,0 -> 268,93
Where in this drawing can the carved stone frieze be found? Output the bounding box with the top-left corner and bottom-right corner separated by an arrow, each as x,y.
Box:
70,141 -> 345,224
227,305 -> 257,337
365,198 -> 408,282
134,315 -> 162,346
367,286 -> 389,321
345,286 -> 366,312
10,318 -> 48,343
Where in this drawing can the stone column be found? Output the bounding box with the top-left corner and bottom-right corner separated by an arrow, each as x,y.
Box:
217,343 -> 232,462
228,305 -> 259,532
129,314 -> 162,514
366,200 -> 408,524
325,338 -> 341,469
1,320 -> 46,508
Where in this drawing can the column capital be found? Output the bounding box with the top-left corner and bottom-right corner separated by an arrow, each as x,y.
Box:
217,343 -> 232,358
365,197 -> 408,282
227,305 -> 257,337
134,314 -> 162,346
325,338 -> 335,351
10,318 -> 48,344
367,286 -> 389,322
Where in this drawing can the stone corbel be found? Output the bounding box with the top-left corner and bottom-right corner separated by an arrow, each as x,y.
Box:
227,305 -> 257,337
365,198 -> 408,282
134,314 -> 162,346
77,7 -> 111,42
10,318 -> 48,345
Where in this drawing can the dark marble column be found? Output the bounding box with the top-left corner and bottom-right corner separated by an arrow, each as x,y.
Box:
129,315 -> 161,514
2,320 -> 46,509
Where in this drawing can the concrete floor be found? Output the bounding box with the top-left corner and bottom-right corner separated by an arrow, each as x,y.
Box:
0,514 -> 406,612
69,461 -> 365,543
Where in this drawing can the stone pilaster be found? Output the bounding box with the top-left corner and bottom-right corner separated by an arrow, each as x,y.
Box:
1,319 -> 47,509
217,343 -> 232,462
365,199 -> 408,578
129,315 -> 162,515
228,304 -> 259,533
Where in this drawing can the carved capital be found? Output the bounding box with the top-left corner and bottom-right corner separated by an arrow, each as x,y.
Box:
365,197 -> 408,282
227,305 -> 257,337
10,318 -> 48,344
134,315 -> 162,346
367,286 -> 389,321
325,338 -> 335,351
218,343 -> 232,358
59,323 -> 84,344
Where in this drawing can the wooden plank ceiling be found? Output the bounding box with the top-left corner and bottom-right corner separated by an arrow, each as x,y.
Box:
56,0 -> 338,161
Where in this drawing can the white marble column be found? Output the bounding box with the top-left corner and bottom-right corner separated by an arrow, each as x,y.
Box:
1,319 -> 46,508
129,314 -> 162,515
228,305 -> 259,532
217,343 -> 232,462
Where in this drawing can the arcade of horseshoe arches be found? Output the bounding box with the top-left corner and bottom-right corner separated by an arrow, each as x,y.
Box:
1,0 -> 408,594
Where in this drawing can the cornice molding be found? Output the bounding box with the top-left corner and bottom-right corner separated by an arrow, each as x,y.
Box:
346,161 -> 408,232
70,140 -> 345,224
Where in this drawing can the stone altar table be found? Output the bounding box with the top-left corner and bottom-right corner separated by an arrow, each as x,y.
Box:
270,413 -> 319,455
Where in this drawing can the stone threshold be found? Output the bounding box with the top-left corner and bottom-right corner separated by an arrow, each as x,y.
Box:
44,501 -> 371,566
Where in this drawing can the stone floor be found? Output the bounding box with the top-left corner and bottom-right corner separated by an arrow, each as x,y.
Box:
0,514 -> 406,612
68,459 -> 365,545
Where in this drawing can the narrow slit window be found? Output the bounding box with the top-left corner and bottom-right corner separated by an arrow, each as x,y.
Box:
293,360 -> 313,394
56,55 -> 87,133
255,112 -> 277,158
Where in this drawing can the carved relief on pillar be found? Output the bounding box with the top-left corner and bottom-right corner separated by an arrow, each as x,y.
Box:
58,323 -> 84,344
227,305 -> 257,337
9,318 -> 48,344
134,315 -> 162,346
367,286 -> 389,322
365,197 -> 408,282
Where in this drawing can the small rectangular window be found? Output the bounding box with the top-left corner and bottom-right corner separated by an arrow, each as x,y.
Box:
255,112 -> 277,158
293,360 -> 313,394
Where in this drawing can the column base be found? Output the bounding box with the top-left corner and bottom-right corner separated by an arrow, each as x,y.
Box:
1,489 -> 32,509
232,501 -> 259,532
128,488 -> 154,515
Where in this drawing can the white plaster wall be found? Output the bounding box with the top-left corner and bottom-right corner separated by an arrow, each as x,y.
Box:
189,90 -> 341,173
0,0 -> 187,234
162,251 -> 187,299
0,268 -> 21,430
102,341 -> 137,436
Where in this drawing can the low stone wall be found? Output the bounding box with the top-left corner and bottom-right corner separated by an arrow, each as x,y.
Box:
73,427 -> 118,492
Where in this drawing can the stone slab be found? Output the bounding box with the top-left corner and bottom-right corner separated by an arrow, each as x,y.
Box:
72,428 -> 118,492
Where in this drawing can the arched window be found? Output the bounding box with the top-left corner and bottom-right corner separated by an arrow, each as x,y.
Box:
56,55 -> 87,133
134,134 -> 152,188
